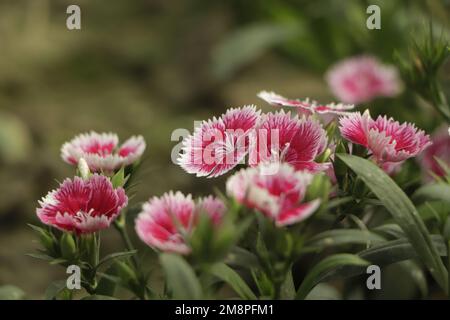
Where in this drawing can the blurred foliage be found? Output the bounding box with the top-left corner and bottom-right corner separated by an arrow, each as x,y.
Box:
0,0 -> 449,298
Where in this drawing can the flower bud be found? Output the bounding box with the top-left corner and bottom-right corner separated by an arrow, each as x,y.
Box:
305,173 -> 331,203
78,158 -> 91,180
60,233 -> 77,261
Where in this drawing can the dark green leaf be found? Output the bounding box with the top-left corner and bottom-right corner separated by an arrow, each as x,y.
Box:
95,250 -> 137,270
337,154 -> 448,293
296,254 -> 369,300
209,263 -> 256,300
303,229 -> 385,253
413,183 -> 450,204
45,280 -> 68,300
160,253 -> 202,299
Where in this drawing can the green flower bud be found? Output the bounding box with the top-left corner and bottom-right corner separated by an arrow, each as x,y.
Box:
60,233 -> 77,261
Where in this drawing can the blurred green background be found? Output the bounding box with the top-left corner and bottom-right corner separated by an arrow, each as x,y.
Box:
0,0 -> 448,298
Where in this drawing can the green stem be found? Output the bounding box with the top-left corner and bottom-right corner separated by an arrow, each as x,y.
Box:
114,218 -> 138,268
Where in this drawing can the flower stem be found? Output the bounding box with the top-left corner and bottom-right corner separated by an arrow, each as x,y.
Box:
114,217 -> 138,268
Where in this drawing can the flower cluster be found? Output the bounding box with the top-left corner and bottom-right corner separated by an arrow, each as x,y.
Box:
37,131 -> 146,234
178,106 -> 330,177
32,82 -> 437,301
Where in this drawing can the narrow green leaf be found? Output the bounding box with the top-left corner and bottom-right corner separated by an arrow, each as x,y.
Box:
26,253 -> 55,261
337,154 -> 448,293
209,263 -> 256,300
413,183 -> 450,204
96,265 -> 118,297
95,250 -> 137,270
320,235 -> 447,282
296,254 -> 369,300
305,283 -> 341,300
225,247 -> 259,269
373,224 -> 406,239
280,268 -> 296,300
397,260 -> 428,298
211,23 -> 300,79
160,253 -> 202,299
45,280 -> 67,300
111,167 -> 127,188
303,229 -> 385,253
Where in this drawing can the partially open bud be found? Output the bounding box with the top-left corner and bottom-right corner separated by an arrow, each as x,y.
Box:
78,158 -> 91,180
60,233 -> 77,261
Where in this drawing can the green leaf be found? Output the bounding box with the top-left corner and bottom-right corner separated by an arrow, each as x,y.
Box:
305,283 -> 341,300
319,236 -> 447,282
111,167 -> 127,188
95,250 -> 137,271
337,154 -> 448,293
49,258 -> 67,265
413,183 -> 450,204
295,254 -> 369,300
0,285 -> 25,300
397,260 -> 428,298
280,268 -> 296,300
225,247 -> 259,269
45,280 -> 68,300
95,265 -> 118,297
159,253 -> 202,299
303,229 -> 385,253
211,23 -> 300,79
209,263 -> 256,300
26,253 -> 55,261
373,224 -> 406,239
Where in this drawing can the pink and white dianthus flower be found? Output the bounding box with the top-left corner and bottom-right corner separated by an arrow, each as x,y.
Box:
418,126 -> 450,180
249,110 -> 329,172
339,110 -> 431,165
61,132 -> 146,173
135,192 -> 225,254
226,163 -> 321,227
36,174 -> 128,234
326,55 -> 402,104
258,91 -> 355,115
178,106 -> 261,178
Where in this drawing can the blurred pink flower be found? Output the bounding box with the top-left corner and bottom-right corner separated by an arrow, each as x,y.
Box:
227,163 -> 321,227
326,55 -> 402,104
37,175 -> 128,234
135,191 -> 225,254
178,106 -> 261,178
418,126 -> 450,180
258,91 -> 355,115
61,132 -> 146,173
249,110 -> 329,172
339,110 -> 431,166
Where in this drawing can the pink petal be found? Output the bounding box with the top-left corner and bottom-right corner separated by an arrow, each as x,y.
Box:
276,199 -> 321,227
339,110 -> 372,147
